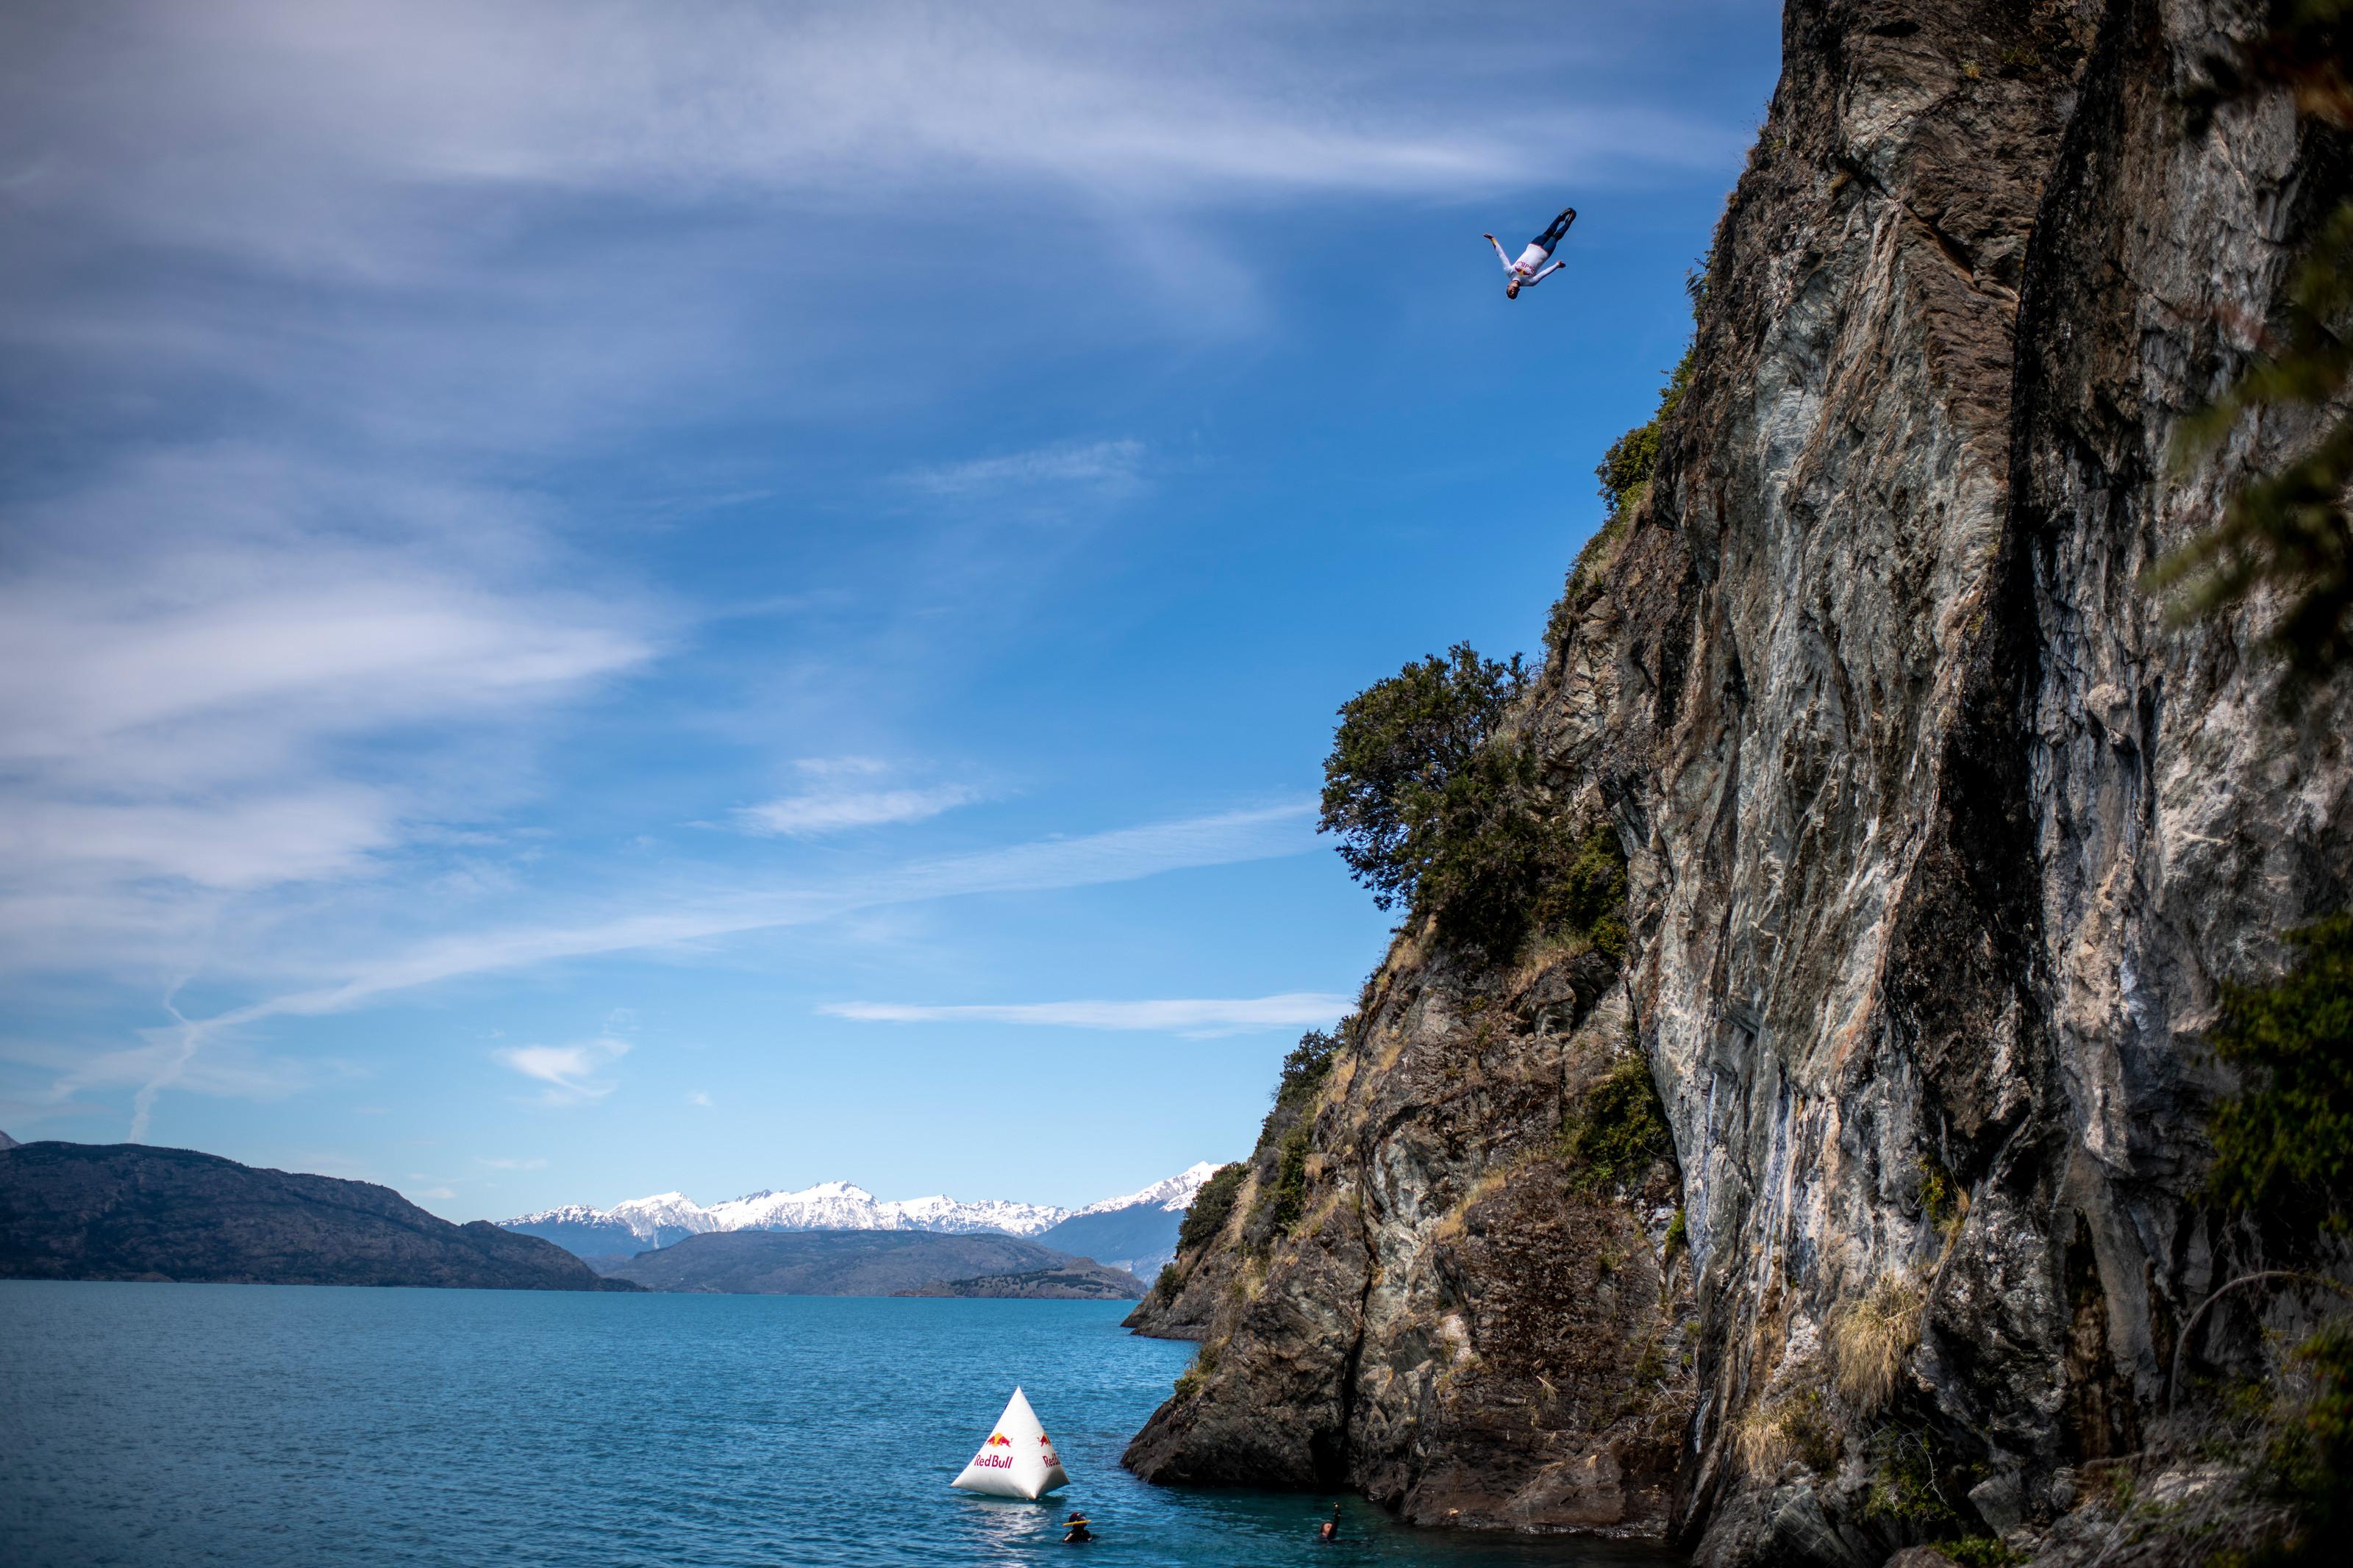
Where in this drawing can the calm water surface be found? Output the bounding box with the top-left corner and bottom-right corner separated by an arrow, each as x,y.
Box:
1,1281 -> 1681,1567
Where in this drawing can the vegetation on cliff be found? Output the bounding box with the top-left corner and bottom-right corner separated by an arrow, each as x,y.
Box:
1318,644 -> 1627,959
1591,266 -> 1705,520
2151,16 -> 2353,1562
2152,203 -> 2353,687
2206,912 -> 2353,1234
2155,1 -> 2353,690
1318,642 -> 1527,916
1174,1162 -> 1246,1258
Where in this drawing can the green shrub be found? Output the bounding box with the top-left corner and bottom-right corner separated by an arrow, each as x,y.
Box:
1543,516 -> 1627,656
1918,1156 -> 1965,1236
1412,743 -> 1577,955
1174,1343 -> 1219,1400
1590,267 -> 1705,519
1563,1053 -> 1672,1192
2206,912 -> 2353,1233
1274,1028 -> 1341,1111
1319,642 -> 1632,960
1546,826 -> 1630,959
1861,1425 -> 1959,1527
1175,1162 -> 1247,1257
1318,643 -> 1528,914
1263,1123 -> 1312,1236
2241,1320 -> 2353,1567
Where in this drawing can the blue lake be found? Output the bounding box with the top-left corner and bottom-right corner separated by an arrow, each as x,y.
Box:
1,1281 -> 1681,1567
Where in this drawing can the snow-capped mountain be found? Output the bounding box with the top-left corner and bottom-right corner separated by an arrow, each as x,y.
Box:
1062,1161 -> 1221,1219
501,1173 -> 1207,1261
1029,1161 -> 1227,1282
700,1181 -> 1068,1237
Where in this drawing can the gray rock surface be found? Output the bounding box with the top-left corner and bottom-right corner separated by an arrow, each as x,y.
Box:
1121,0 -> 2353,1560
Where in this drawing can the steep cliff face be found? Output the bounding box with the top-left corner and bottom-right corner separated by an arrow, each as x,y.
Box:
1126,0 -> 2353,1560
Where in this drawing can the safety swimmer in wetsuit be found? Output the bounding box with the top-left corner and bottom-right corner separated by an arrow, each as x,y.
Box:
1485,206 -> 1577,298
1063,1511 -> 1094,1544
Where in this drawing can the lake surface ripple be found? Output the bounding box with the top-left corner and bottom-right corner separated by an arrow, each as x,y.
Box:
1,1281 -> 1682,1567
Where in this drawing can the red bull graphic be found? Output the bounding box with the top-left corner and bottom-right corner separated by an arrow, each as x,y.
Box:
950,1386 -> 1071,1500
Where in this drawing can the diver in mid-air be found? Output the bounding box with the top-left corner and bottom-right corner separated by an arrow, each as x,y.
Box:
1485,205 -> 1577,298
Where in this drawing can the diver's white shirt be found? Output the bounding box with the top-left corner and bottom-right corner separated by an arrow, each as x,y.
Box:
1489,235 -> 1565,287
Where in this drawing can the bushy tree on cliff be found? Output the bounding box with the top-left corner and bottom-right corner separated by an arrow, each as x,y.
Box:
1316,641 -> 1528,914
1318,644 -> 1629,958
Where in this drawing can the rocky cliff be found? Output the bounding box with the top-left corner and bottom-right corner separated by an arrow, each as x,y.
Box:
1125,0 -> 2353,1561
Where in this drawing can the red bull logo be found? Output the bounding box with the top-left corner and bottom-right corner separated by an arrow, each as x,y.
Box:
985,1433 -> 1011,1447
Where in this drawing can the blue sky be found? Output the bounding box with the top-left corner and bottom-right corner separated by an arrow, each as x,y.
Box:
0,0 -> 1779,1217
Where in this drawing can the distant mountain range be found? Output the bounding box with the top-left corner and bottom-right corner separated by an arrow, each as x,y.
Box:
0,1141 -> 631,1292
596,1228 -> 1143,1299
504,1161 -> 1219,1280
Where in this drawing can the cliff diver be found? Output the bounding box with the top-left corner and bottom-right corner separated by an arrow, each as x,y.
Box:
1063,1511 -> 1094,1544
1318,1502 -> 1342,1542
1485,205 -> 1576,298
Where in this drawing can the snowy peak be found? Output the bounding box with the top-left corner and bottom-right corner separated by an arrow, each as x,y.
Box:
1068,1160 -> 1223,1217
500,1164 -> 1216,1257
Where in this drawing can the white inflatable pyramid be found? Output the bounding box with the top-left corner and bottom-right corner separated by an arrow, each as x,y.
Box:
950,1386 -> 1068,1499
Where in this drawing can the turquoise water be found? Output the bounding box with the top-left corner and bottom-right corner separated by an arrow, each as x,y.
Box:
1,1281 -> 1680,1567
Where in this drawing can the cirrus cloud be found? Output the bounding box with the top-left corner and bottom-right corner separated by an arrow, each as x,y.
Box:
819,992 -> 1351,1037
493,1036 -> 630,1105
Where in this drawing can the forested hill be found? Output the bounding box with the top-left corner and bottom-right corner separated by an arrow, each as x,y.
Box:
0,1142 -> 634,1292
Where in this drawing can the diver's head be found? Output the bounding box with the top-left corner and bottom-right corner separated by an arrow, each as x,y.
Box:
1505,279 -> 1521,299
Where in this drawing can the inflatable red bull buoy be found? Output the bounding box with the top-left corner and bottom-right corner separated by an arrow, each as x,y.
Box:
951,1386 -> 1068,1499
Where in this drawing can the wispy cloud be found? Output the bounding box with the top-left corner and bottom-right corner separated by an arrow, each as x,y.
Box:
494,1037 -> 629,1105
903,439 -> 1146,499
475,1156 -> 549,1170
0,1027 -> 358,1143
821,992 -> 1350,1037
687,1091 -> 713,1108
0,446 -> 657,979
734,759 -> 979,837
3,2 -> 1718,287
105,801 -> 1316,1127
